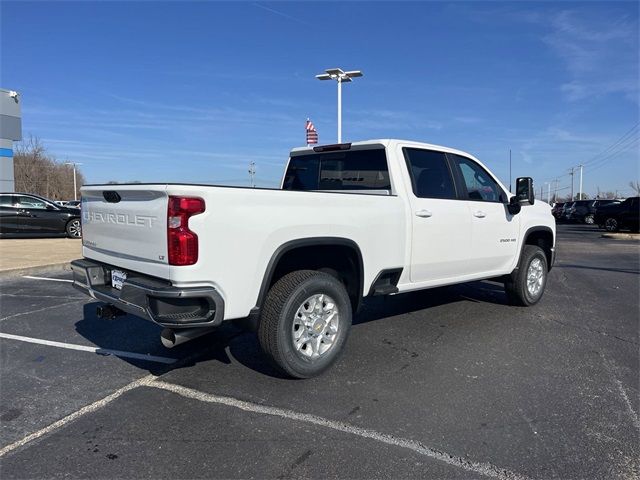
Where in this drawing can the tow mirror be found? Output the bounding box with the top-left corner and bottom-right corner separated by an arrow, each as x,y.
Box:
516,177 -> 534,205
507,196 -> 521,215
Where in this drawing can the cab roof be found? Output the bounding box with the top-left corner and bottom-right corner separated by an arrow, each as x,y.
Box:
289,139 -> 478,161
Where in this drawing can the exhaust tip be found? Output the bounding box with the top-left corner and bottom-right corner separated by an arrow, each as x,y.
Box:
160,328 -> 177,348
160,327 -> 216,349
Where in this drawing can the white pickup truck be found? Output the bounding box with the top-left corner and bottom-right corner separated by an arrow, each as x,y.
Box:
72,139 -> 555,378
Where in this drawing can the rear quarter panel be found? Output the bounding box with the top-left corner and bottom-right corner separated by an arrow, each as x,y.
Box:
165,185 -> 407,320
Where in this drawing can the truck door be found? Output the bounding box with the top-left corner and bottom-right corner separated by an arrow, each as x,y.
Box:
403,148 -> 472,282
448,154 -> 520,275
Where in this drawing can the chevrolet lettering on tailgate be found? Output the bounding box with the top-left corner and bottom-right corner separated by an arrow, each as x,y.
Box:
83,211 -> 157,228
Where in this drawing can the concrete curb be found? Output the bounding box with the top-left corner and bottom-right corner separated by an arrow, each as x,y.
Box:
0,262 -> 72,279
601,232 -> 640,240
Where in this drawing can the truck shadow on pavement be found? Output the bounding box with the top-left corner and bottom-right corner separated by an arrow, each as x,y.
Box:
74,280 -> 511,379
354,281 -> 509,325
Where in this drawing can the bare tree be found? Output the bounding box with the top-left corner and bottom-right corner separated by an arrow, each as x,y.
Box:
629,181 -> 640,195
13,135 -> 86,200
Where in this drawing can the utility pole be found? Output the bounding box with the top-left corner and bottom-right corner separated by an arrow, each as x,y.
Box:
544,182 -> 551,204
569,167 -> 575,200
578,164 -> 584,200
248,162 -> 256,188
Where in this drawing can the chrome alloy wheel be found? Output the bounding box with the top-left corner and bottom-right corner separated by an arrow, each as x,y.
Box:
292,294 -> 339,359
526,258 -> 544,297
67,219 -> 82,238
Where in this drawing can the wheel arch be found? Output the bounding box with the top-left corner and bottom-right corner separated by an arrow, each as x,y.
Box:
518,226 -> 555,271
243,237 -> 365,330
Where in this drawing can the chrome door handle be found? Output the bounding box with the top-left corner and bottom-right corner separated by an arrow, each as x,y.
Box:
473,211 -> 486,218
415,210 -> 433,218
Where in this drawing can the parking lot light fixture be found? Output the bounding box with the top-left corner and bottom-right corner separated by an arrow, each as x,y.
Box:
316,68 -> 363,143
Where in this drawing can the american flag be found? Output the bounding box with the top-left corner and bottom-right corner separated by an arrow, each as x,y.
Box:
306,118 -> 318,145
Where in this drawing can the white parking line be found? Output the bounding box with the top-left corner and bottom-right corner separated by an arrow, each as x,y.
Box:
149,381 -> 532,480
0,301 -> 82,323
22,276 -> 73,283
0,374 -> 156,458
0,333 -> 176,365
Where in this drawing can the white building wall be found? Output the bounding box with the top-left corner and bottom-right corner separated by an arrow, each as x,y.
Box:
0,88 -> 22,192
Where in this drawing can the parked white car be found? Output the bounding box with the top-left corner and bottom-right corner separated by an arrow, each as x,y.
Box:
72,139 -> 555,377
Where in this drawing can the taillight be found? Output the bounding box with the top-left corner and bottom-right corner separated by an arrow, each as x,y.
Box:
167,196 -> 205,266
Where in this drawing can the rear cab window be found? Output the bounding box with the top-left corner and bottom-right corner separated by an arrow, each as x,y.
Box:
282,147 -> 391,194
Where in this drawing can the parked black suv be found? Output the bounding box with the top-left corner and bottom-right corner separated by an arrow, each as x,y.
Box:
594,197 -> 640,232
0,193 -> 82,238
567,199 -> 621,224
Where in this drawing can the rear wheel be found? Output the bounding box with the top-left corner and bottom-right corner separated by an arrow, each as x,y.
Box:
504,245 -> 548,306
65,219 -> 82,238
258,270 -> 352,378
605,217 -> 619,232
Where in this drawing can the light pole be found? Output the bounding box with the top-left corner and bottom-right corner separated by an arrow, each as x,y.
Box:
316,68 -> 363,143
64,162 -> 83,201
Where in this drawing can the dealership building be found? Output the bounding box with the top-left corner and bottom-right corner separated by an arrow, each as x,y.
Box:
0,88 -> 22,192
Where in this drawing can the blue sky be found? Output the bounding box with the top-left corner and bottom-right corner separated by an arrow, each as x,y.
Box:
1,1 -> 638,196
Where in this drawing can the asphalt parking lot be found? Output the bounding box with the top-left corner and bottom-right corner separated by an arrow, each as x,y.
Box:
0,224 -> 638,479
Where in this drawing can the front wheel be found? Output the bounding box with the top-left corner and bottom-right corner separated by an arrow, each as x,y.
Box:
65,218 -> 82,238
258,270 -> 352,378
605,217 -> 619,232
504,245 -> 548,306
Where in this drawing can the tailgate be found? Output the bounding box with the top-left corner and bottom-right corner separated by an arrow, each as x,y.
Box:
81,186 -> 169,269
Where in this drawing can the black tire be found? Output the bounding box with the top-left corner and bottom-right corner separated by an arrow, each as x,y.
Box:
604,217 -> 619,232
65,218 -> 82,238
504,245 -> 548,306
258,270 -> 352,379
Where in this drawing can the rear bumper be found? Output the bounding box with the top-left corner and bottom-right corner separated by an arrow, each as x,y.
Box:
70,258 -> 225,328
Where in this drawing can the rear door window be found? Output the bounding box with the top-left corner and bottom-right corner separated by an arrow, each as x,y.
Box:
402,148 -> 457,199
283,148 -> 391,192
